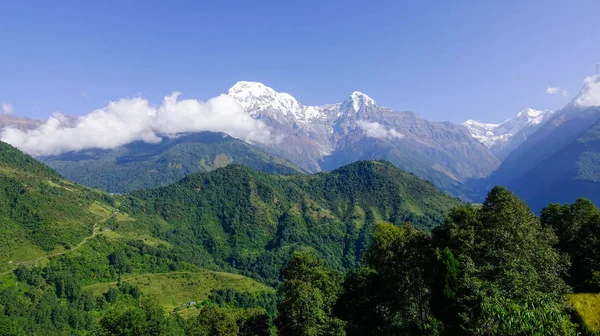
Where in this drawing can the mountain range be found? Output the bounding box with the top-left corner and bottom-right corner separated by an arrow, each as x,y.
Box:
0,140 -> 460,278
0,138 -> 463,334
41,132 -> 304,193
2,78 -> 600,333
228,81 -> 499,198
462,108 -> 555,160
3,81 -> 500,199
2,76 -> 600,209
473,75 -> 600,210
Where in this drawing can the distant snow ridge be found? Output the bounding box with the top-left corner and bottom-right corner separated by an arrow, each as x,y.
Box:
462,120 -> 500,147
228,81 -> 332,122
463,108 -> 554,148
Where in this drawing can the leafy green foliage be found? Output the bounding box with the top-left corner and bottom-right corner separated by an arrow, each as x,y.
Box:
433,187 -> 575,335
183,305 -> 272,336
209,288 -> 278,317
337,223 -> 439,335
541,198 -> 600,291
98,297 -> 184,336
276,252 -> 346,336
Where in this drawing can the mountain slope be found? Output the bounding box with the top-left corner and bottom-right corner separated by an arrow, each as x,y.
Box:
0,141 -> 276,330
0,141 -> 110,270
125,160 -> 462,280
228,81 -> 498,198
0,139 -> 461,281
507,117 -> 600,210
477,75 -> 600,210
41,131 -> 305,193
463,108 -> 554,160
486,77 -> 600,187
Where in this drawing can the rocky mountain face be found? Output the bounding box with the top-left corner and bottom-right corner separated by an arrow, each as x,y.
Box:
476,75 -> 600,210
0,114 -> 41,131
463,108 -> 555,160
228,81 -> 499,198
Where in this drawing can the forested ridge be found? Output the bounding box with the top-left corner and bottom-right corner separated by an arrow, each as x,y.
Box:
1,141 -> 600,335
41,132 -> 305,193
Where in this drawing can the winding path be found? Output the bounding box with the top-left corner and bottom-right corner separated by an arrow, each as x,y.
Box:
0,213 -> 113,276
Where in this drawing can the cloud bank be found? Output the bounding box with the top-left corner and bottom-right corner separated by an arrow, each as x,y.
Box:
574,75 -> 600,108
546,87 -> 568,97
357,120 -> 404,140
1,93 -> 272,156
2,103 -> 13,115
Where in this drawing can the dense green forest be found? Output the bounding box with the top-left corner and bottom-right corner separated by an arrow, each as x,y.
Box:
122,160 -> 461,282
2,140 -> 600,334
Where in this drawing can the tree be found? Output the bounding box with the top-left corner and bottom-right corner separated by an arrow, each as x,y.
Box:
0,315 -> 25,336
276,251 -> 345,336
104,287 -> 119,304
433,187 -> 575,335
185,306 -> 239,336
97,297 -> 182,336
337,223 -> 439,335
541,198 -> 600,291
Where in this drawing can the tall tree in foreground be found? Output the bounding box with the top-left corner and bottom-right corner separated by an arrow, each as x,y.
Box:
337,223 -> 439,335
275,251 -> 346,336
433,187 -> 575,335
541,198 -> 600,291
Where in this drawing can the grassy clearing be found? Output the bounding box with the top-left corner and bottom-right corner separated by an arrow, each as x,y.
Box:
570,293 -> 600,333
0,239 -> 65,273
45,179 -> 74,192
101,230 -> 171,247
89,201 -> 113,217
114,212 -> 135,222
84,270 -> 273,311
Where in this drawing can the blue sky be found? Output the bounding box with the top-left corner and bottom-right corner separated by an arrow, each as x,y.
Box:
1,0 -> 599,123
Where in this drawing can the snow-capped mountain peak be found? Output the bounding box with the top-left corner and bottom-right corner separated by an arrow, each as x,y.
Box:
228,81 -> 303,118
495,108 -> 552,135
463,119 -> 499,129
573,74 -> 600,109
462,120 -> 500,147
463,108 -> 555,158
340,91 -> 376,115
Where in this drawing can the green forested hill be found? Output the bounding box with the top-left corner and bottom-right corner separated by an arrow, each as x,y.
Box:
3,140 -> 600,335
41,132 -> 305,193
0,141 -> 462,335
0,141 -> 110,270
125,160 -> 462,281
0,141 -> 278,334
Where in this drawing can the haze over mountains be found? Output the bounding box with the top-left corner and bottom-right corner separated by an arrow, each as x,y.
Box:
1,75 -> 600,208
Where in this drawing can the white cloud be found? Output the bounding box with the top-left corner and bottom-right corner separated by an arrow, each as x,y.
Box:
356,120 -> 404,140
2,103 -> 13,115
1,93 -> 273,156
575,75 -> 600,108
546,87 -> 568,97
